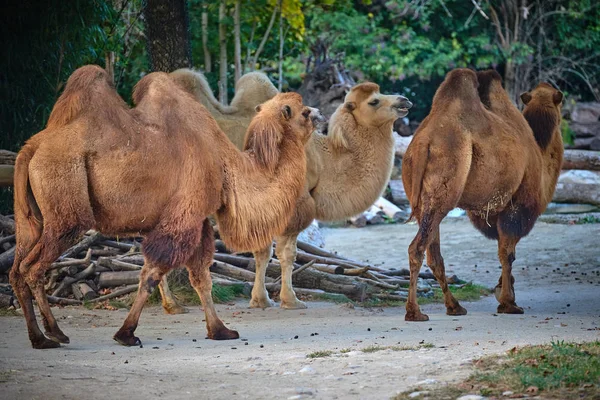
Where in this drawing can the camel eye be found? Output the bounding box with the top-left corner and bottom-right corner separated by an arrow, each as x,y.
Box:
369,99 -> 380,106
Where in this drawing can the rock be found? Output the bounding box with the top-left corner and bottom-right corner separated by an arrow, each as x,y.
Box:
447,208 -> 466,218
408,391 -> 429,398
501,391 -> 514,397
298,220 -> 325,248
559,170 -> 600,185
571,102 -> 600,124
416,378 -> 438,385
394,117 -> 412,137
545,203 -> 599,214
456,395 -> 487,400
389,179 -> 409,207
298,366 -> 316,375
569,121 -> 600,138
395,134 -> 412,158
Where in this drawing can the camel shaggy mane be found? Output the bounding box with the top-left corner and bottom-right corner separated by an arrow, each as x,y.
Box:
401,68 -> 563,322
11,65 -> 314,349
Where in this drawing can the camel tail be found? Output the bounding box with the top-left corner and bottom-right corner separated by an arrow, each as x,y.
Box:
12,145 -> 43,256
406,143 -> 429,223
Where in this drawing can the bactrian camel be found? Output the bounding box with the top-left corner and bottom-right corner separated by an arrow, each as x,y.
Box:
167,69 -> 412,310
10,65 -> 318,349
401,68 -> 563,321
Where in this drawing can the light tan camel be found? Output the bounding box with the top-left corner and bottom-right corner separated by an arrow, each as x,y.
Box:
164,70 -> 412,310
10,65 -> 316,349
401,68 -> 563,321
170,68 -> 278,149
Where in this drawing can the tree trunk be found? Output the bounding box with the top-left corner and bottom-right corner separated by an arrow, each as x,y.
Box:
277,8 -> 284,90
234,0 -> 241,83
201,2 -> 211,73
247,0 -> 281,71
143,0 -> 192,72
218,0 -> 228,104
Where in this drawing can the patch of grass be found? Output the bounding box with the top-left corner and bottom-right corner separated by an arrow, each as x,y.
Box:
148,282 -> 246,307
394,340 -> 600,400
211,283 -> 245,303
576,215 -> 600,224
311,292 -> 352,303
108,299 -> 129,309
420,283 -> 490,305
0,370 -> 16,383
0,308 -> 19,317
307,350 -> 334,359
363,343 -> 435,353
339,348 -> 352,353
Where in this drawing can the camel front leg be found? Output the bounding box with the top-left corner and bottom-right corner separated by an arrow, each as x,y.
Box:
276,233 -> 306,309
496,233 -> 523,314
188,221 -> 239,340
114,262 -> 166,346
249,244 -> 275,308
158,272 -> 188,314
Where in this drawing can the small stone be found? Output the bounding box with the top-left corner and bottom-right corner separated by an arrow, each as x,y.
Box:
124,360 -> 129,364
416,378 -> 438,385
192,339 -> 197,342
152,346 -> 159,349
245,342 -> 249,346
567,304 -> 571,307
298,366 -> 316,375
294,335 -> 299,339
502,391 -> 514,396
428,328 -> 432,331
260,344 -> 264,348
457,395 -> 486,400
408,391 -> 428,398
367,328 -> 371,331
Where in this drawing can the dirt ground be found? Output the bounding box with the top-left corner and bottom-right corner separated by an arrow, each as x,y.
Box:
1,219 -> 599,400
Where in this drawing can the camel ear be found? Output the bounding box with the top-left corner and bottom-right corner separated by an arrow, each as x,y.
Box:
345,102 -> 356,111
553,91 -> 564,105
244,117 -> 283,171
254,104 -> 262,113
520,92 -> 532,105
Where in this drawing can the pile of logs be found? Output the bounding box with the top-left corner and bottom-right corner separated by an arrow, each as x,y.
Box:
0,213 -> 459,308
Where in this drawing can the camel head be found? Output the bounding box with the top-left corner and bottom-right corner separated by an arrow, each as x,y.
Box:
521,83 -> 563,150
343,82 -> 413,128
231,72 -> 279,113
244,92 -> 317,170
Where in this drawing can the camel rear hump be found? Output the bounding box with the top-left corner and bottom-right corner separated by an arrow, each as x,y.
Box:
431,68 -> 482,112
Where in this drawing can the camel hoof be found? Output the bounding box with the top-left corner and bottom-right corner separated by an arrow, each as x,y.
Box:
163,303 -> 189,315
249,297 -> 275,309
113,330 -> 142,347
32,336 -> 61,349
405,311 -> 429,322
280,299 -> 307,310
497,303 -> 524,314
208,328 -> 239,340
446,304 -> 467,316
45,330 -> 70,344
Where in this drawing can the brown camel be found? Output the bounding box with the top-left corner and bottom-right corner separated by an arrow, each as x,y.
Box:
401,68 -> 563,321
164,71 -> 412,310
10,65 -> 316,349
170,68 -> 278,149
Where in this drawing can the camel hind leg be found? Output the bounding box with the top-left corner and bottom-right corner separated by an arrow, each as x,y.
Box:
426,226 -> 467,316
187,220 -> 238,340
158,272 -> 189,314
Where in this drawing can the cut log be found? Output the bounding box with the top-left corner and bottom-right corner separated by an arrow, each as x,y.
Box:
0,215 -> 15,235
59,232 -> 103,260
364,208 -> 385,225
52,263 -> 96,297
0,292 -> 16,308
50,248 -> 93,271
210,261 -> 276,283
0,150 -> 17,165
349,214 -> 367,227
97,257 -> 143,271
374,197 -> 408,221
297,240 -> 342,259
311,263 -> 345,275
553,182 -> 600,205
0,246 -> 15,274
289,268 -> 368,301
100,240 -> 140,252
97,270 -> 140,288
562,150 -> 600,171
72,282 -> 98,301
88,284 -> 138,303
388,179 -> 409,206
46,296 -> 82,306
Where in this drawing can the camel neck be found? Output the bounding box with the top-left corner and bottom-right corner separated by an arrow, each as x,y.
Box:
215,137 -> 307,251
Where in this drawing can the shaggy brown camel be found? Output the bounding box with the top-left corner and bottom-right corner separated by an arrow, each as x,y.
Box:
170,68 -> 278,149
162,70 -> 412,310
10,65 -> 316,349
401,68 -> 563,321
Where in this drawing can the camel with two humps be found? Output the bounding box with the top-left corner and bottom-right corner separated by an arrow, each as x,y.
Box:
10,65 -> 317,349
401,68 -> 563,321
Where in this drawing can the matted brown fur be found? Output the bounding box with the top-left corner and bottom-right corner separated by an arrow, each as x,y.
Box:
401,68 -> 563,322
10,65 -> 315,349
